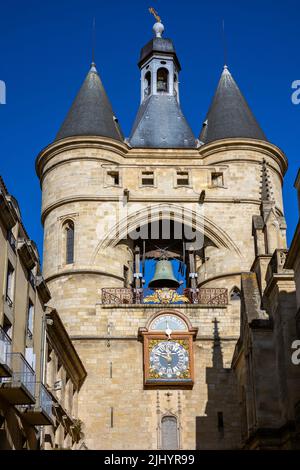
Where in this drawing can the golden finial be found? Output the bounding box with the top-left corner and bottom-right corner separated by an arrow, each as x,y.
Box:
149,7 -> 161,23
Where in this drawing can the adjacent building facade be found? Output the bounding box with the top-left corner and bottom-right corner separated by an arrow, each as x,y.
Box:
0,177 -> 86,449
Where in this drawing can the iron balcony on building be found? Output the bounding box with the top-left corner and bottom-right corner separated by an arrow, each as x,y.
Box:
21,382 -> 54,426
0,352 -> 35,404
101,287 -> 228,306
0,326 -> 12,377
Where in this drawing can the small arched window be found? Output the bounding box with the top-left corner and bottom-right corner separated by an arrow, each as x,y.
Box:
157,68 -> 169,93
230,287 -> 241,301
161,415 -> 179,450
64,220 -> 74,265
144,71 -> 151,97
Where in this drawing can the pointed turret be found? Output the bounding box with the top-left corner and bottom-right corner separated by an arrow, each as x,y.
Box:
199,66 -> 267,144
129,18 -> 196,149
55,63 -> 123,142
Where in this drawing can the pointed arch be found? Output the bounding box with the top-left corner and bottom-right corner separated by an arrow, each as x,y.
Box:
63,219 -> 75,265
91,204 -> 242,264
230,286 -> 241,301
161,414 -> 179,450
157,68 -> 169,93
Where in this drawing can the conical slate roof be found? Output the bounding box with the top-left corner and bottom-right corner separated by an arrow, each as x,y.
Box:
199,66 -> 267,144
129,95 -> 196,149
55,63 -> 123,142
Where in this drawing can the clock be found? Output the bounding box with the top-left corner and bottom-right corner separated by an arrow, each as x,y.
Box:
149,340 -> 190,380
141,313 -> 197,387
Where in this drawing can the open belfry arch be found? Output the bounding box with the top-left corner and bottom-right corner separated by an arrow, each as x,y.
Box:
35,10 -> 300,450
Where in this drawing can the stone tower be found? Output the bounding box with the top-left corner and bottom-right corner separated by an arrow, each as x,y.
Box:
36,19 -> 289,449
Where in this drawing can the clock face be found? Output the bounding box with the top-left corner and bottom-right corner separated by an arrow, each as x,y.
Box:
150,315 -> 187,332
149,340 -> 190,380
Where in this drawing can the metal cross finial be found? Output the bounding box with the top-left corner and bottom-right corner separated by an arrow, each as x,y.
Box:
149,7 -> 161,23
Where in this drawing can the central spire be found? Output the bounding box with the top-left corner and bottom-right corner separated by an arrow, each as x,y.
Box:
129,15 -> 196,149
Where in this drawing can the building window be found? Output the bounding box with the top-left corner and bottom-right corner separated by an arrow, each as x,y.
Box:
211,172 -> 224,187
157,68 -> 169,93
230,287 -> 241,301
217,412 -> 224,438
25,346 -> 36,370
7,229 -> 17,252
107,170 -> 120,186
27,301 -> 34,339
141,171 -> 154,186
174,73 -> 178,96
144,71 -> 151,97
6,262 -> 15,306
64,220 -> 75,265
177,171 -> 189,186
161,416 -> 179,450
123,265 -> 130,288
28,270 -> 35,289
3,315 -> 12,339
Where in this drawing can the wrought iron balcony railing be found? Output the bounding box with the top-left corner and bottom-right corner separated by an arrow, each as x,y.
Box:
20,382 -> 53,425
0,352 -> 36,404
39,383 -> 53,419
9,352 -> 35,395
0,326 -> 12,377
101,287 -> 228,306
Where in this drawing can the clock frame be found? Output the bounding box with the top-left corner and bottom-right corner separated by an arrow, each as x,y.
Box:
140,313 -> 197,389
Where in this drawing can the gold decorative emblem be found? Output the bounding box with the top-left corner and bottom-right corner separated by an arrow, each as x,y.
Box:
143,288 -> 190,304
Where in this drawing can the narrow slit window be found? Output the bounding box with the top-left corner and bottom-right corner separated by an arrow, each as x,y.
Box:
217,411 -> 224,438
6,262 -> 15,305
65,221 -> 75,265
27,301 -> 34,338
123,265 -> 130,288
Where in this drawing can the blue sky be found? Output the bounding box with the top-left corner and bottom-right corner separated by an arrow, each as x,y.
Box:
0,0 -> 299,257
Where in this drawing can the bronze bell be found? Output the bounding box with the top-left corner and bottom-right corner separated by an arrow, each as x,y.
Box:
148,259 -> 180,289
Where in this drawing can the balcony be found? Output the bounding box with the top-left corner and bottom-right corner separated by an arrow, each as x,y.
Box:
101,287 -> 228,306
0,326 -> 12,377
0,353 -> 35,404
21,383 -> 54,425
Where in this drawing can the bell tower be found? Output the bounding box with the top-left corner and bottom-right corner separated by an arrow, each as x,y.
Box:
139,18 -> 180,103
36,12 -> 290,450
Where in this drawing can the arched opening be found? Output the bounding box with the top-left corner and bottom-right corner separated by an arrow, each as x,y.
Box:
174,73 -> 178,97
230,287 -> 241,301
157,68 -> 169,93
161,415 -> 179,450
144,71 -> 151,98
63,220 -> 75,265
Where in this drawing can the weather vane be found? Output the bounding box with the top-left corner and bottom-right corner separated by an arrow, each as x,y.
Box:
149,7 -> 161,23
